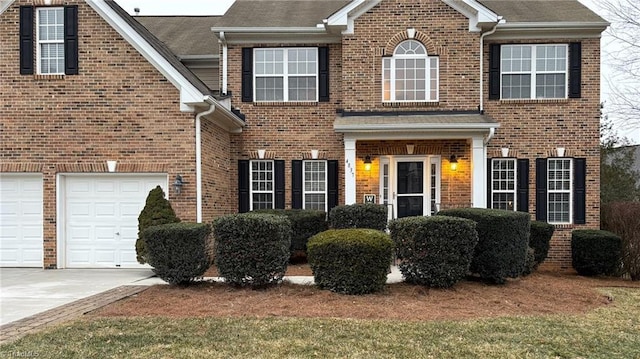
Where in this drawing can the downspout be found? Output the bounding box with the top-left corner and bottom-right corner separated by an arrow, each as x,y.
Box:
195,101 -> 216,223
479,16 -> 502,114
220,31 -> 228,95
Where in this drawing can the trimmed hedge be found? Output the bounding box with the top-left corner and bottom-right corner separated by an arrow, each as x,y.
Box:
389,216 -> 478,288
530,221 -> 555,268
253,209 -> 328,255
329,204 -> 387,231
521,247 -> 536,277
136,186 -> 180,264
307,229 -> 394,295
438,208 -> 530,284
572,229 -> 622,276
213,213 -> 291,288
601,202 -> 640,280
144,222 -> 212,285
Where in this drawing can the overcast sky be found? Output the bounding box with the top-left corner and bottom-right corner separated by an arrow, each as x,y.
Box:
114,0 -> 639,144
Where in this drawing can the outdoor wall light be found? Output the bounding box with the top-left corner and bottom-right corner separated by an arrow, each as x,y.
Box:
449,155 -> 458,171
364,156 -> 372,171
173,174 -> 185,194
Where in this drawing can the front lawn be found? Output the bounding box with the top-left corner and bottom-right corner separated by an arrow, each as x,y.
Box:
1,287 -> 639,358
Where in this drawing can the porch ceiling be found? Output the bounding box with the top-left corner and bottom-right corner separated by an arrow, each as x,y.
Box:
334,112 -> 499,140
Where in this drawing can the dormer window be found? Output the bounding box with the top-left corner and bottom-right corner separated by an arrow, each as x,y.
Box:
382,40 -> 439,102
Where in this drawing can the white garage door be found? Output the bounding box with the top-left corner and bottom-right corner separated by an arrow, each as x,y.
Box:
0,174 -> 44,267
64,175 -> 167,268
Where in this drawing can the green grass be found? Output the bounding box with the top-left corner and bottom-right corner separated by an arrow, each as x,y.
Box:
2,288 -> 639,359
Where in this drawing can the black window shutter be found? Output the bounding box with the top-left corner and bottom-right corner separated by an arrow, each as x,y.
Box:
238,160 -> 250,213
63,6 -> 79,75
291,160 -> 303,209
516,159 -> 529,212
275,160 -> 285,209
568,42 -> 581,98
488,44 -> 501,100
318,47 -> 330,102
19,6 -> 34,75
241,48 -> 253,102
487,158 -> 493,209
327,160 -> 339,211
535,158 -> 548,221
573,158 -> 587,224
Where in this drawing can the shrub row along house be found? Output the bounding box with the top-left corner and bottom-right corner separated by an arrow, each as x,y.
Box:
0,0 -> 607,269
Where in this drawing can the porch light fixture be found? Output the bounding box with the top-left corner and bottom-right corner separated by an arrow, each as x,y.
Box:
364,156 -> 372,171
173,175 -> 185,194
449,155 -> 458,171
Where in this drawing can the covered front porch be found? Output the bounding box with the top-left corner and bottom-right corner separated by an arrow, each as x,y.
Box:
334,112 -> 500,220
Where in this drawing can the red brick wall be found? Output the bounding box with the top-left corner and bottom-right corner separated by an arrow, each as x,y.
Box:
0,0 -> 204,267
200,119 -> 235,221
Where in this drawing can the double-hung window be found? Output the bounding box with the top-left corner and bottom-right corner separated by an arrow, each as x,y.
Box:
250,160 -> 274,210
303,160 -> 327,211
547,158 -> 573,224
501,44 -> 568,99
37,7 -> 65,75
254,48 -> 318,102
491,159 -> 517,210
383,40 -> 438,102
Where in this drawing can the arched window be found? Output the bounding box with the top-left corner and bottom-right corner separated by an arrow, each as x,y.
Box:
382,40 -> 439,102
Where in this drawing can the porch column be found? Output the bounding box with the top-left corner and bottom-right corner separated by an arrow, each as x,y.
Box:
344,137 -> 356,204
471,136 -> 487,208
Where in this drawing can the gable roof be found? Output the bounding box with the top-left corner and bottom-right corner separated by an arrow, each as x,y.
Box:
134,16 -> 220,58
214,0 -> 350,28
478,0 -> 606,23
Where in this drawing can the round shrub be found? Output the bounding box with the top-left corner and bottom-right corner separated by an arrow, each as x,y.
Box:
136,185 -> 180,264
438,208 -> 530,284
329,204 -> 387,231
389,216 -> 478,288
530,221 -> 555,268
307,229 -> 394,295
572,229 -> 622,276
253,209 -> 327,256
144,222 -> 211,285
213,213 -> 291,288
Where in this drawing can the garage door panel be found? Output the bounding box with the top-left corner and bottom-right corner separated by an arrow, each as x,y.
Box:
0,174 -> 43,267
65,175 -> 164,268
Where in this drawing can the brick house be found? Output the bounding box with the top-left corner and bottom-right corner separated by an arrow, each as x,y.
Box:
0,0 -> 607,269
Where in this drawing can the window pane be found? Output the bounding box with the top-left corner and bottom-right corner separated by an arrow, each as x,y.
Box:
536,74 -> 566,98
288,76 -> 316,101
502,74 -> 531,99
255,77 -> 284,101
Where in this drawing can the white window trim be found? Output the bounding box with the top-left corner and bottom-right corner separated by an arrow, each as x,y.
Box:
253,47 -> 319,102
547,158 -> 573,224
500,44 -> 569,100
36,7 -> 65,75
302,160 -> 328,211
249,160 -> 275,211
382,41 -> 439,103
491,158 -> 517,211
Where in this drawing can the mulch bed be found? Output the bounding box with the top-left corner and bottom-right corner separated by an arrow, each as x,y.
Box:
91,268 -> 640,322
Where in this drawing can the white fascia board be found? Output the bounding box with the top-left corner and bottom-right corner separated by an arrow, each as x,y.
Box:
211,26 -> 326,34
326,0 -> 366,26
0,0 -> 15,15
335,122 -> 499,132
442,0 -> 499,32
488,22 -> 609,40
218,33 -> 342,45
88,1 -> 204,112
339,0 -> 382,35
343,130 -> 493,141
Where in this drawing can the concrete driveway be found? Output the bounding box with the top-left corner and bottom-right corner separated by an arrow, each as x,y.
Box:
0,268 -> 156,325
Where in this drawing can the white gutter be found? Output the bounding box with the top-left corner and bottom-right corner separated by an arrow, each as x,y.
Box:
484,127 -> 495,145
195,101 -> 216,223
220,31 -> 228,95
211,27 -> 326,33
479,16 -> 502,113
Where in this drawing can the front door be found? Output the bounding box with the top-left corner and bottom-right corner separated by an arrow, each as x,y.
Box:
379,156 -> 441,219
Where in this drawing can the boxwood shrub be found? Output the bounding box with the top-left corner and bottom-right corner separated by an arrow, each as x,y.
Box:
253,209 -> 327,256
144,222 -> 212,285
438,208 -> 530,284
572,229 -> 622,276
530,221 -> 555,268
329,204 -> 387,231
213,213 -> 291,288
307,229 -> 394,295
136,185 -> 180,264
389,216 -> 478,288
